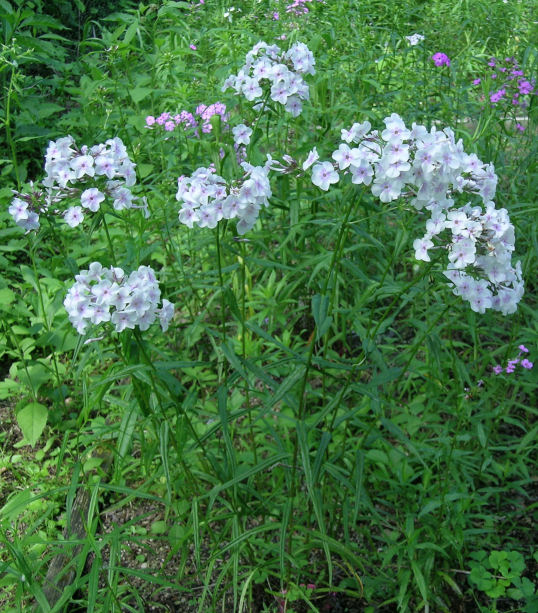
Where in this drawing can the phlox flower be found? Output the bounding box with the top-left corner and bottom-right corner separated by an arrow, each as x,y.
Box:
64,206 -> 84,227
413,237 -> 434,261
9,136 -> 139,232
432,52 -> 450,67
406,33 -> 424,46
341,121 -> 371,143
176,163 -> 271,234
232,124 -> 252,146
302,147 -> 319,170
81,188 -> 105,212
311,162 -> 339,191
350,160 -> 374,185
370,177 -> 404,203
65,263 -> 174,335
223,41 -> 315,115
9,198 -> 29,224
321,114 -> 524,315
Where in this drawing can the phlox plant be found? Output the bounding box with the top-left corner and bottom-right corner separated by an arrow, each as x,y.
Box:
1,6 -> 536,613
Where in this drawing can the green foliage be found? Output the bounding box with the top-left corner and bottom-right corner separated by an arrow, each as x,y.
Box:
469,550 -> 538,612
0,0 -> 536,612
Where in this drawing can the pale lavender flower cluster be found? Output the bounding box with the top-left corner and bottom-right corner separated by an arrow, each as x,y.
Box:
146,103 -> 228,135
406,33 -> 425,46
176,160 -> 272,234
308,114 -> 524,314
493,345 -> 533,374
222,41 -> 315,117
9,136 -> 142,231
64,262 -> 174,335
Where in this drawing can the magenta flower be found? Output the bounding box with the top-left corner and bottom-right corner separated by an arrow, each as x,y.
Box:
472,78 -> 481,85
521,359 -> 533,369
518,80 -> 533,94
432,52 -> 450,67
519,345 -> 529,353
493,365 -> 503,375
490,88 -> 506,104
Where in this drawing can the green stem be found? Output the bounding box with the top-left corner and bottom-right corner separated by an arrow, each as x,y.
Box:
215,225 -> 227,347
5,63 -> 21,189
29,239 -> 66,408
240,241 -> 257,464
101,214 -> 117,266
286,187 -> 359,576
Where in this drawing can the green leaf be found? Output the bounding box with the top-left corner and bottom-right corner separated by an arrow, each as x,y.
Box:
150,520 -> 167,535
122,20 -> 139,45
411,560 -> 429,603
0,287 -> 16,307
312,293 -> 332,340
16,402 -> 47,446
130,87 -> 153,103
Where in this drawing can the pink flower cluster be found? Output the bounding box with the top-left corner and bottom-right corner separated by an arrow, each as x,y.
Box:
286,0 -> 312,14
493,345 -> 533,374
472,57 -> 535,130
432,52 -> 450,67
145,103 -> 228,135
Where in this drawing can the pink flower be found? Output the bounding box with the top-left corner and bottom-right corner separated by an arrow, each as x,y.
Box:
518,344 -> 529,353
518,80 -> 533,94
145,115 -> 156,126
521,359 -> 533,369
190,44 -> 197,50
493,365 -> 503,375
432,52 -> 450,67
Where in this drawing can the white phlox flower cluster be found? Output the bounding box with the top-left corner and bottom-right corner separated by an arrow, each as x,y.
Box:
309,114 -> 524,314
176,160 -> 272,235
9,136 -> 145,231
64,262 -> 174,335
222,41 -> 315,117
406,33 -> 425,46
